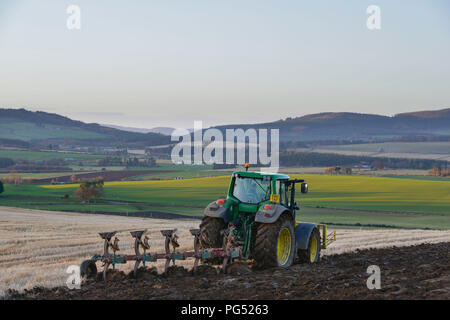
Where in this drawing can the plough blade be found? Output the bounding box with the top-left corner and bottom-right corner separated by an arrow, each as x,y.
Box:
89,228 -> 243,282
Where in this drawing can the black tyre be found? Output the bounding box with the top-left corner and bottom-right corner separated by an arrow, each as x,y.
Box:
199,216 -> 227,248
297,228 -> 321,263
253,214 -> 295,268
80,260 -> 97,279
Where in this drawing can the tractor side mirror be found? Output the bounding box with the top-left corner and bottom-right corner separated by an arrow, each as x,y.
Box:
301,183 -> 308,194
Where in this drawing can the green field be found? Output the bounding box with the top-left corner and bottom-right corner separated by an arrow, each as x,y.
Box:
319,141 -> 450,154
381,175 -> 450,181
123,164 -> 230,180
1,174 -> 449,229
0,172 -> 74,179
0,149 -> 104,161
0,156 -> 229,182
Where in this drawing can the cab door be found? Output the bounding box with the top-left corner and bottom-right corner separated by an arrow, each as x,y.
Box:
276,180 -> 289,208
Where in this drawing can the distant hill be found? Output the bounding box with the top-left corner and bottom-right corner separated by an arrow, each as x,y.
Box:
103,124 -> 179,136
396,108 -> 450,119
103,124 -> 156,134
214,108 -> 450,142
0,108 -> 170,147
104,124 -> 195,136
1,107 -> 449,148
149,127 -> 179,135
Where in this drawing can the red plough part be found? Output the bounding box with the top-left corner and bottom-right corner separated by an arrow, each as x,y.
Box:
81,229 -> 243,282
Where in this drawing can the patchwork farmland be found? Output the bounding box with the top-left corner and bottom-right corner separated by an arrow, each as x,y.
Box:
2,174 -> 449,229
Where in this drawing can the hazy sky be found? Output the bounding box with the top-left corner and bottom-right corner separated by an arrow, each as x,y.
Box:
0,0 -> 449,128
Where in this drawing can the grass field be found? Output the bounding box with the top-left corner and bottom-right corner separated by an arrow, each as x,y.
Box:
122,164 -> 229,180
0,149 -> 104,161
1,174 -> 449,229
0,172 -> 75,179
1,207 -> 449,295
318,141 -> 450,154
381,175 -> 450,181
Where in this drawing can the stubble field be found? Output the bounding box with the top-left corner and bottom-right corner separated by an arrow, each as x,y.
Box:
1,206 -> 449,296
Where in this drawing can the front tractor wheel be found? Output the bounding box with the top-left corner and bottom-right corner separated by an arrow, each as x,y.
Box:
254,214 -> 295,268
297,228 -> 321,263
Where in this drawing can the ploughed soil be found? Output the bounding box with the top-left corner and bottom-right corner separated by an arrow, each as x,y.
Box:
5,242 -> 449,300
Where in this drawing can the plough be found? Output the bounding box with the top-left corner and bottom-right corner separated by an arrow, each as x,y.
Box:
80,228 -> 243,281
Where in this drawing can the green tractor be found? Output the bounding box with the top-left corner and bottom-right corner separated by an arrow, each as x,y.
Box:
79,169 -> 337,280
199,170 -> 335,268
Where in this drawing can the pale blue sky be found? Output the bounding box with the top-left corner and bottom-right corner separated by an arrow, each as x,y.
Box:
0,0 -> 449,128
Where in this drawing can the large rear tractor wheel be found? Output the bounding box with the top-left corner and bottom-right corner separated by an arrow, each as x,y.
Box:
199,216 -> 227,248
297,228 -> 321,263
253,214 -> 296,268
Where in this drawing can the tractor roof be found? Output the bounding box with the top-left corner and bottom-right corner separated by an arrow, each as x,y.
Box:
232,171 -> 290,180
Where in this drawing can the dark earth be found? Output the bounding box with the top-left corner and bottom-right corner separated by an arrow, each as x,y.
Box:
5,242 -> 449,300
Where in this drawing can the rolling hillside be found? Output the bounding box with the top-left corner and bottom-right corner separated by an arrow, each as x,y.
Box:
1,107 -> 449,148
214,108 -> 450,142
0,109 -> 170,147
103,124 -> 177,135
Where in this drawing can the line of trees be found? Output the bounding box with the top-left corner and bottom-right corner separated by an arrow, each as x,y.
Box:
429,166 -> 450,177
0,158 -> 73,172
0,158 -> 15,168
280,135 -> 450,149
97,156 -> 157,167
0,138 -> 30,148
125,157 -> 157,167
0,173 -> 32,185
97,156 -> 124,166
279,151 -> 448,170
325,166 -> 352,175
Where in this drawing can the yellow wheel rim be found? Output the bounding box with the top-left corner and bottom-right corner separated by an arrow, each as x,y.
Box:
277,227 -> 291,266
310,236 -> 318,263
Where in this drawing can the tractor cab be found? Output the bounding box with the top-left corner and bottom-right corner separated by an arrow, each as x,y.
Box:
225,171 -> 308,220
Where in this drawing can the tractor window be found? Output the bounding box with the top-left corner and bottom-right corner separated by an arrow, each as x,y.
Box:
232,177 -> 271,204
276,180 -> 289,207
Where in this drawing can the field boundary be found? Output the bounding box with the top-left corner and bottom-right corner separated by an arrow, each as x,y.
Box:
304,206 -> 449,217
